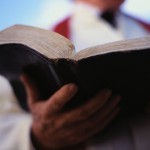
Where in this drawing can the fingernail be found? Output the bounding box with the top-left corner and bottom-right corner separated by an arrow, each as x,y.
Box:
68,83 -> 78,93
101,89 -> 112,97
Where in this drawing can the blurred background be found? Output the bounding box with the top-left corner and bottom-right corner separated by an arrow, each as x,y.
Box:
0,0 -> 150,30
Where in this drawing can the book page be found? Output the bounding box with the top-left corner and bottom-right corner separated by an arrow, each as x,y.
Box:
0,25 -> 75,59
72,36 -> 150,60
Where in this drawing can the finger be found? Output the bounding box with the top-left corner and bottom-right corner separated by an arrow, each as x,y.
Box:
56,95 -> 120,127
45,83 -> 78,115
75,107 -> 120,142
62,89 -> 112,123
79,95 -> 120,127
20,74 -> 39,104
70,107 -> 120,142
70,97 -> 120,132
94,94 -> 121,120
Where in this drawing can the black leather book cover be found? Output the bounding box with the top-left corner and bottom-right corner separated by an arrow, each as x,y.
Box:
0,43 -> 150,115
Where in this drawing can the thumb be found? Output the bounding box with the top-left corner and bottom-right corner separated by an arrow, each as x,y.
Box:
45,83 -> 78,114
20,74 -> 39,105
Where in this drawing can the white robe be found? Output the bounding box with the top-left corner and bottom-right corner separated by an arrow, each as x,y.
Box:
0,75 -> 33,150
69,2 -> 149,51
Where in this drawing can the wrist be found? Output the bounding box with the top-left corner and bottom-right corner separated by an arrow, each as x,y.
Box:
31,128 -> 85,150
31,124 -> 50,150
31,125 -> 68,150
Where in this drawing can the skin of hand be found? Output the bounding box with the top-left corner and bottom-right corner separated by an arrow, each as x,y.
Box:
21,74 -> 120,150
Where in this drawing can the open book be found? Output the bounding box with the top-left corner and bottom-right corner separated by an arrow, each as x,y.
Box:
0,25 -> 150,114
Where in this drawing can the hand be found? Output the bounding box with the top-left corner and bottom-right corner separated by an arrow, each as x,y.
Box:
21,74 -> 120,150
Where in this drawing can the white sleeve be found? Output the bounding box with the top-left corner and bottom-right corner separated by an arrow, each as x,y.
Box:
0,113 -> 33,150
0,75 -> 33,150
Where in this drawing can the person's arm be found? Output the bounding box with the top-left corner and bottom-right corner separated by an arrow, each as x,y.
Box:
21,74 -> 120,150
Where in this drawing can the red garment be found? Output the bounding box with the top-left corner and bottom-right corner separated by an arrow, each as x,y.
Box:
138,20 -> 150,33
53,17 -> 71,39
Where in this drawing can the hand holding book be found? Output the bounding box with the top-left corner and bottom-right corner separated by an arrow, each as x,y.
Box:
0,24 -> 150,149
21,74 -> 120,150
